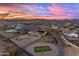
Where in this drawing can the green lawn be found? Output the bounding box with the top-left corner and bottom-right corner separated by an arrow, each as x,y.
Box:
34,46 -> 51,52
0,27 -> 15,31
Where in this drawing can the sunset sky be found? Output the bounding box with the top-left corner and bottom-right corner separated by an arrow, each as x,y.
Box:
0,3 -> 79,19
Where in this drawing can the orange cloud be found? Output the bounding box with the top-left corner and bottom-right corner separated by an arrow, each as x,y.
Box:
3,13 -> 71,20
0,4 -> 71,20
0,9 -> 71,20
3,12 -> 33,19
0,5 -> 21,13
48,4 -> 65,15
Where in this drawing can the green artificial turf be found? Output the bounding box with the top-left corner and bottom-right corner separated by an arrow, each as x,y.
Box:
34,46 -> 51,52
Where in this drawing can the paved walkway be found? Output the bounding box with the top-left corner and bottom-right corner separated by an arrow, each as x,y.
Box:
64,46 -> 79,56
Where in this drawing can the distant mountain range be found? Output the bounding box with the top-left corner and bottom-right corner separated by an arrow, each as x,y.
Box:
0,18 -> 79,27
